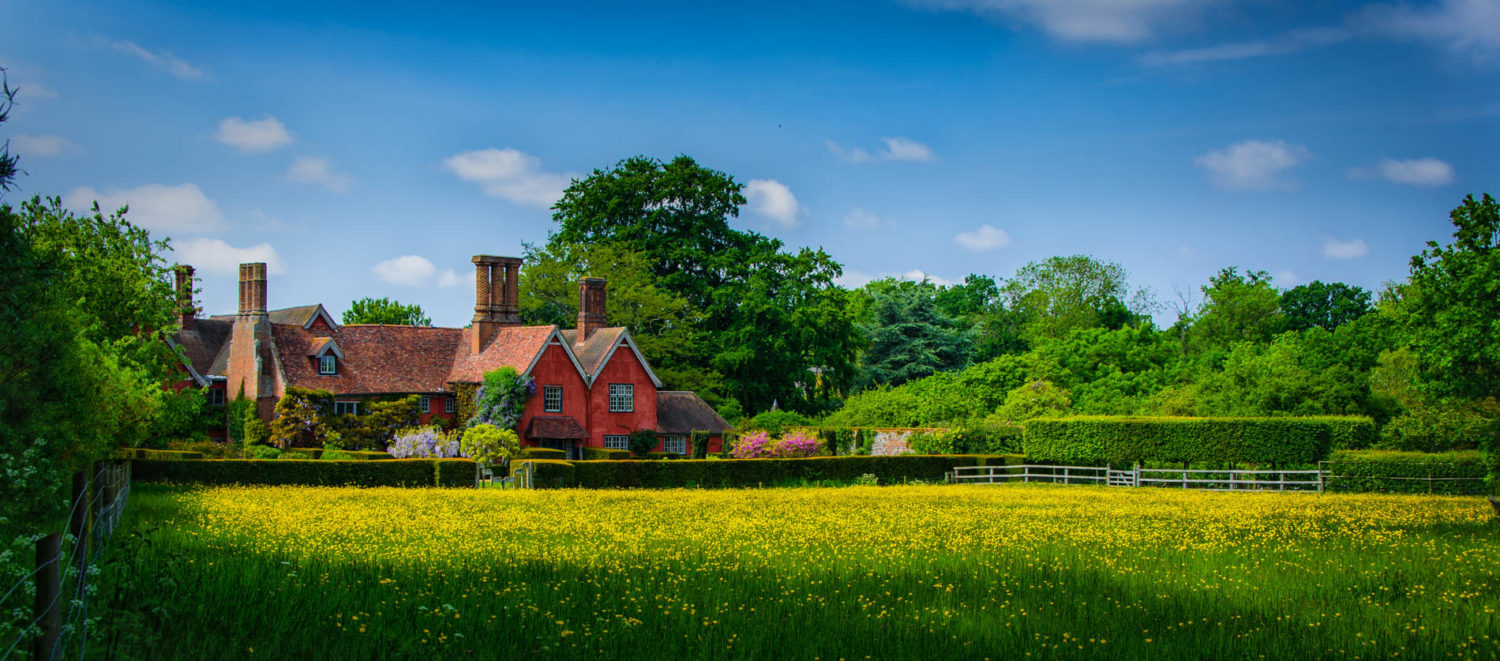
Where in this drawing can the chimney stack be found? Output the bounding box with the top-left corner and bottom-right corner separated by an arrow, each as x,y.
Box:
471,255 -> 523,354
175,265 -> 197,331
577,278 -> 607,344
238,262 -> 267,317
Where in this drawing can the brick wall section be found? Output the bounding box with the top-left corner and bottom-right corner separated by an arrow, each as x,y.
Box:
517,343 -> 591,446
585,346 -> 657,447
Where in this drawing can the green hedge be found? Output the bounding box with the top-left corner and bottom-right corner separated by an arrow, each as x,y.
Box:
1322,450 -> 1489,495
582,448 -> 632,460
322,450 -> 394,461
133,459 -> 476,487
116,449 -> 204,460
1023,417 -> 1334,465
1309,416 -> 1377,450
282,447 -> 324,459
511,459 -> 576,489
548,455 -> 1022,489
516,447 -> 568,460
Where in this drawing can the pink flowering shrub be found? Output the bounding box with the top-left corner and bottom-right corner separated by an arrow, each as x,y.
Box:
730,431 -> 774,459
772,430 -> 819,458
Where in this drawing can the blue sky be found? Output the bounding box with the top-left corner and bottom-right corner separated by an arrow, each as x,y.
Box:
3,0 -> 1497,326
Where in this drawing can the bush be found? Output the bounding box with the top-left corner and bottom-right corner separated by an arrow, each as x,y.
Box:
511,459 -> 575,489
388,426 -> 464,459
628,430 -> 658,457
270,386 -> 333,448
1378,403 -> 1492,452
1308,416 -> 1377,450
322,450 -> 393,461
997,380 -> 1072,423
245,445 -> 281,460
460,424 -> 519,467
282,447 -> 324,459
133,458 -> 476,487
1022,417 -> 1335,465
690,430 -> 712,459
116,449 -> 204,460
730,431 -> 773,459
906,424 -> 1025,455
566,454 -> 1023,489
742,410 -> 813,435
166,440 -> 240,459
470,367 -> 535,429
582,447 -> 632,460
1322,450 -> 1489,495
516,447 -> 568,460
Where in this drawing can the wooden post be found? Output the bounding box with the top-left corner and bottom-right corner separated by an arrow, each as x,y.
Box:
33,533 -> 61,661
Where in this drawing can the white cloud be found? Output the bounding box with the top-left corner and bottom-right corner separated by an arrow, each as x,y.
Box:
1273,270 -> 1300,286
372,255 -> 444,287
1139,27 -> 1350,66
10,134 -> 74,157
62,183 -> 226,234
109,40 -> 210,80
1359,0 -> 1500,63
843,207 -> 895,230
744,179 -> 802,229
443,148 -> 573,208
216,115 -> 292,153
1353,157 -> 1457,187
903,0 -> 1218,44
285,156 -> 352,193
436,269 -> 466,288
834,268 -> 953,288
1194,139 -> 1311,190
953,224 -> 1011,251
1323,237 -> 1370,260
14,81 -> 58,100
174,239 -> 285,275
827,137 -> 937,163
903,269 -> 953,287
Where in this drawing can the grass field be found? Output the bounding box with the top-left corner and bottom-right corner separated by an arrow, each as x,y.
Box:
97,484 -> 1498,659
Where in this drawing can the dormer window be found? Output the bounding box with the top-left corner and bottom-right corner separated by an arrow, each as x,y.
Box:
319,355 -> 337,375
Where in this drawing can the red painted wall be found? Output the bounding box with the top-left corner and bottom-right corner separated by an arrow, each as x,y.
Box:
416,394 -> 456,427
583,344 -> 657,448
517,342 -> 590,446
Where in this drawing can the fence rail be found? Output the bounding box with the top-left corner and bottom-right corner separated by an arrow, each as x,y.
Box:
954,462 -> 1489,495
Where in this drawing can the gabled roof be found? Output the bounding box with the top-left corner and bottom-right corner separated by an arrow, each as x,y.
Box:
447,325 -> 562,384
272,323 -> 465,394
559,327 -> 663,388
526,415 -> 589,439
171,318 -> 234,380
656,391 -> 732,434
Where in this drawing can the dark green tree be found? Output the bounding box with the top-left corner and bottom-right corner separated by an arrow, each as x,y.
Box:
1280,281 -> 1372,332
342,297 -> 431,326
1192,267 -> 1283,353
0,69 -> 19,194
859,283 -> 971,388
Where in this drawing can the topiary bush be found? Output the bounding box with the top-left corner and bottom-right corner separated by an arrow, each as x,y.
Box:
628,429 -> 658,457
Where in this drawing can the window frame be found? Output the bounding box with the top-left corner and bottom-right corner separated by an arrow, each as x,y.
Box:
318,354 -> 337,375
663,434 -> 687,455
334,400 -> 359,416
603,435 -> 629,451
206,388 -> 226,407
419,395 -> 431,413
543,385 -> 563,413
444,397 -> 455,414
608,383 -> 634,413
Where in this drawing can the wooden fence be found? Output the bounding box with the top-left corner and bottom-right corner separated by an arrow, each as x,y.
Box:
952,464 -> 1323,492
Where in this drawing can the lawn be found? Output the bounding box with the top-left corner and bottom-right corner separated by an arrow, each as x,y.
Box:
97,484 -> 1498,659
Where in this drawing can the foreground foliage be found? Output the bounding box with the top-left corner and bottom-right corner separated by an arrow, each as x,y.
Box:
100,484 -> 1497,659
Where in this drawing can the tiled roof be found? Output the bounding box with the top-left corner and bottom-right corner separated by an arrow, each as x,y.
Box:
656,391 -> 732,434
269,305 -> 322,327
526,415 -> 589,439
447,325 -> 558,384
559,327 -> 625,377
171,318 -> 233,378
272,323 -> 465,395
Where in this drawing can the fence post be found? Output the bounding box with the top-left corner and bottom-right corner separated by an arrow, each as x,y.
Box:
33,533 -> 61,661
1133,463 -> 1140,488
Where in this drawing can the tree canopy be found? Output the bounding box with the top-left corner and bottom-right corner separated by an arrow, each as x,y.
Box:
342,297 -> 431,326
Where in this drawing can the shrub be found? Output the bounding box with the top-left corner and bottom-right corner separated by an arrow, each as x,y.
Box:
1023,417 -> 1335,465
461,424 -> 519,468
997,380 -> 1072,423
282,447 -> 324,459
516,447 -> 568,460
116,449 -> 204,460
166,440 -> 239,459
742,410 -> 814,435
1307,416 -> 1377,450
388,426 -> 464,459
583,447 -> 632,460
322,449 -> 395,461
690,430 -> 712,459
567,454 -> 1023,489
469,367 -> 535,429
772,429 -> 820,458
628,429 -> 658,457
730,431 -> 773,459
1322,450 -> 1488,495
270,386 -> 333,448
133,458 -> 475,487
852,473 -> 879,486
511,459 -> 575,489
245,445 -> 281,460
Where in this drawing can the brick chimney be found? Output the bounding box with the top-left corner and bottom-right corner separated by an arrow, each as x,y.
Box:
471,255 -> 523,354
175,265 -> 197,331
576,277 -> 607,344
238,262 -> 267,317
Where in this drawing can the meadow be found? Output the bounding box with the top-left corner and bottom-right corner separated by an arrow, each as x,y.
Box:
97,484 -> 1499,659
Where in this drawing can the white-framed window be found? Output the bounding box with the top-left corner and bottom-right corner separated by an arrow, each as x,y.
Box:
318,355 -> 337,375
608,384 -> 633,412
544,386 -> 563,413
445,397 -> 455,414
420,396 -> 431,413
206,388 -> 226,407
663,435 -> 687,455
604,435 -> 629,450
334,401 -> 359,416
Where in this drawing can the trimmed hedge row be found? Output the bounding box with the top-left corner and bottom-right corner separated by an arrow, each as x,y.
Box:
1323,450 -> 1489,496
133,459 -> 476,487
321,450 -> 394,461
512,454 -> 1023,489
582,448 -> 632,460
510,459 -> 576,489
1310,416 -> 1377,450
117,449 -> 204,460
1023,417 -> 1340,465
516,448 -> 568,460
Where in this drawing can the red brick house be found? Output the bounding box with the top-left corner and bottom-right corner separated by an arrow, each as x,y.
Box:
170,256 -> 731,458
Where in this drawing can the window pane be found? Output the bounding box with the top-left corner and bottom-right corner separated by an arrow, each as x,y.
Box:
544,386 -> 562,413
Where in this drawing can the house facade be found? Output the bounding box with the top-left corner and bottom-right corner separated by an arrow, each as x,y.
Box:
170,256 -> 731,458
